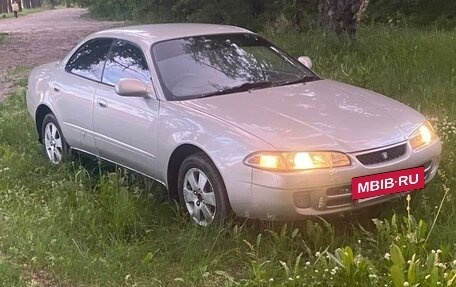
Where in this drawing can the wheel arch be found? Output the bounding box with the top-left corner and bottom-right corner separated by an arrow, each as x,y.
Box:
166,143 -> 233,204
35,104 -> 54,143
167,144 -> 206,201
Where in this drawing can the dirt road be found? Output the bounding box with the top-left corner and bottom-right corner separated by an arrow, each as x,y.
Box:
0,8 -> 122,100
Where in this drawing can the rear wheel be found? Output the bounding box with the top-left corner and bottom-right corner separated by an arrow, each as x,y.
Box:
41,114 -> 71,164
177,153 -> 230,226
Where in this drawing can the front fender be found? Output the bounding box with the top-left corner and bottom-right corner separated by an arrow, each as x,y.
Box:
157,101 -> 275,217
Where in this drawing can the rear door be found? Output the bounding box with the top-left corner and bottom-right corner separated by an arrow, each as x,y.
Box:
93,39 -> 159,176
53,38 -> 113,154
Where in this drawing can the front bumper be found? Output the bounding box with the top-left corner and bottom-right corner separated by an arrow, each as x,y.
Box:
246,140 -> 441,220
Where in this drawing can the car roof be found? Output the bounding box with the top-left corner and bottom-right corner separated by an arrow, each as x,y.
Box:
89,23 -> 253,45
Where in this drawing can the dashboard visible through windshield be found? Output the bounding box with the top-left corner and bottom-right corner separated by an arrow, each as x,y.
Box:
151,33 -> 319,100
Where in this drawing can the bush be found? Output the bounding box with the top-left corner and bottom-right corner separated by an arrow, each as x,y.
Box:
365,0 -> 456,29
78,0 -> 319,31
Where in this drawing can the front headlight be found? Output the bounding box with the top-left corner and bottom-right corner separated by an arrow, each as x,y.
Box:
243,151 -> 351,171
409,121 -> 436,150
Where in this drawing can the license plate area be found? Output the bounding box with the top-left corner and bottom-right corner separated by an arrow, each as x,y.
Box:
352,167 -> 425,201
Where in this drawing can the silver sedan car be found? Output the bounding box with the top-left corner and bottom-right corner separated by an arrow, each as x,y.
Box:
26,24 -> 442,226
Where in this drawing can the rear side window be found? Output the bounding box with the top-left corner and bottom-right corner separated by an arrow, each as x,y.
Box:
102,40 -> 151,86
65,38 -> 113,81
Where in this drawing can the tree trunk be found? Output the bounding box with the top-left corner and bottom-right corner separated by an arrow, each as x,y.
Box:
17,0 -> 22,11
49,0 -> 54,9
7,0 -> 12,13
318,0 -> 368,35
30,0 -> 40,8
0,0 -> 7,13
23,0 -> 30,9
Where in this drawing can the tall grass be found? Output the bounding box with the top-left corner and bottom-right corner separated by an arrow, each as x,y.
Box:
0,25 -> 456,286
0,256 -> 25,287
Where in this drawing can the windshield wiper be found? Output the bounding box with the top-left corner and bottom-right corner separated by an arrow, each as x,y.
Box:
200,81 -> 274,98
275,75 -> 321,87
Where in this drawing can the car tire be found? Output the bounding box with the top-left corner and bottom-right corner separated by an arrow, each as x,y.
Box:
41,113 -> 71,164
177,152 -> 231,226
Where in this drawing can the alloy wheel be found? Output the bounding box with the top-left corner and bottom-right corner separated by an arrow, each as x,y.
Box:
44,122 -> 63,164
183,168 -> 217,226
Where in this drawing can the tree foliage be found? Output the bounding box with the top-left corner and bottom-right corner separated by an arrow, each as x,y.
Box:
73,0 -> 456,33
366,0 -> 456,28
76,0 -> 321,32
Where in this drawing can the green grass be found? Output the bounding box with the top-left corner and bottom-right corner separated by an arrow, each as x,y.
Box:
0,25 -> 456,286
0,255 -> 25,287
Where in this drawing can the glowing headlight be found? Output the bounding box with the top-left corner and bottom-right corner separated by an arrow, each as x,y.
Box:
244,151 -> 351,171
409,121 -> 436,150
259,154 -> 285,170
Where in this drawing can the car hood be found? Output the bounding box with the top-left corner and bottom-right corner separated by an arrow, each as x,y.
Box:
181,79 -> 425,152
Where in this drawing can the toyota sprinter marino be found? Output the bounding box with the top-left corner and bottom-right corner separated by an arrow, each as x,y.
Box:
26,24 -> 442,226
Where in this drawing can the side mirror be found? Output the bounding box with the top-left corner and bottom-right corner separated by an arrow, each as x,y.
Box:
115,78 -> 151,98
298,56 -> 313,69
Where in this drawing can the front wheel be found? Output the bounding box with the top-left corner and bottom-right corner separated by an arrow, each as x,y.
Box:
41,114 -> 71,164
177,153 -> 231,226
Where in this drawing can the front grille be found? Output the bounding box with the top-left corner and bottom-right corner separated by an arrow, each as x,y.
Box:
325,185 -> 352,208
326,196 -> 352,207
423,160 -> 432,170
422,160 -> 433,180
326,186 -> 351,196
356,144 -> 407,166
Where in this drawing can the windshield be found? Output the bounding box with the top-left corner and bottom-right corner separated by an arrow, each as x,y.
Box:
152,33 -> 319,100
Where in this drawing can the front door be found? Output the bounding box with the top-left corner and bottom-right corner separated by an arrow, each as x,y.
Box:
93,39 -> 159,177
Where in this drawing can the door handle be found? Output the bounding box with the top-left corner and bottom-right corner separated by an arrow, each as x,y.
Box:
96,99 -> 108,108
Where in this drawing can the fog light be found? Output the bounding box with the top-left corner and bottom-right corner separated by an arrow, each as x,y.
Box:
293,192 -> 311,209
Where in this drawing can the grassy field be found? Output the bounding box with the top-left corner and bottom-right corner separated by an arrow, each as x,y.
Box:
1,25 -> 456,286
